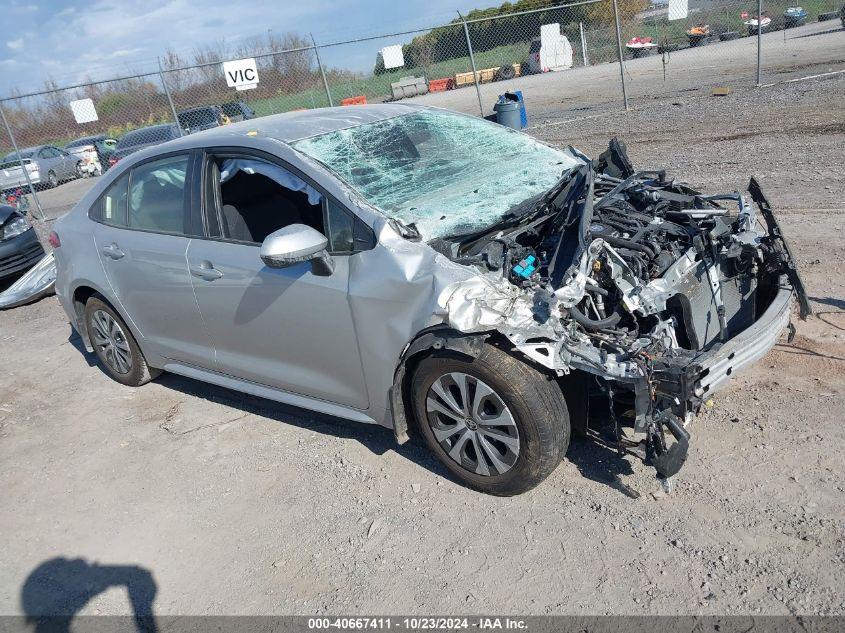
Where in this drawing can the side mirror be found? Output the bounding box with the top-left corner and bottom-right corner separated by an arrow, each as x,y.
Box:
260,224 -> 334,276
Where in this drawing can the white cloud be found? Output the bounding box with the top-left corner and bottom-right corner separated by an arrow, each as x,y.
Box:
7,38 -> 24,50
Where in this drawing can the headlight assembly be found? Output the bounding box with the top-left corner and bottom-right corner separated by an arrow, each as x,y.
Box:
1,216 -> 31,241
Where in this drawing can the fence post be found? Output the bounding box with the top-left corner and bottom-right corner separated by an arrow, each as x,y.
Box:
157,58 -> 183,137
311,34 -> 333,108
579,22 -> 589,67
458,12 -> 485,118
0,102 -> 45,221
612,0 -> 630,111
756,0 -> 763,86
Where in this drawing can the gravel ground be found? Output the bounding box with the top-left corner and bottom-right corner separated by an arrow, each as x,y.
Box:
0,73 -> 843,618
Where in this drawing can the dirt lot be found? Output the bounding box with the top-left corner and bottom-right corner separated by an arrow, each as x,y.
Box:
1,73 -> 843,618
409,20 -> 845,121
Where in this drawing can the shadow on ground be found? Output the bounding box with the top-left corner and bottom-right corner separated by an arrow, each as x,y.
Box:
154,367 -> 636,495
20,557 -> 157,633
70,335 -> 641,496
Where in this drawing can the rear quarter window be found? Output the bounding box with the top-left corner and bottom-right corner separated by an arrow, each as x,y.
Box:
92,173 -> 130,227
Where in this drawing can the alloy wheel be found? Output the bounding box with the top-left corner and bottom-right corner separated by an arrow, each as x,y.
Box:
90,309 -> 132,375
425,372 -> 520,476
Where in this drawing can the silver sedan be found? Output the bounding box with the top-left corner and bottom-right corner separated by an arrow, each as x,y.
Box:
0,145 -> 81,190
51,104 -> 804,494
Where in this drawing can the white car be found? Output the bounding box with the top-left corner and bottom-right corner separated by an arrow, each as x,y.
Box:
65,135 -> 117,177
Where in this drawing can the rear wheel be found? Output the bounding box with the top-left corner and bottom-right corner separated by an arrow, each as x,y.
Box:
84,296 -> 160,387
47,170 -> 58,188
411,343 -> 570,496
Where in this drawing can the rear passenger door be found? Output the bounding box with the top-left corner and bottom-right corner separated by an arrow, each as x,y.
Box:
90,152 -> 214,367
38,147 -> 61,178
53,147 -> 77,178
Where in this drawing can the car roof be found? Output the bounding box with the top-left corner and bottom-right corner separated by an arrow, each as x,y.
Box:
179,106 -> 219,113
122,123 -> 177,138
68,134 -> 106,144
187,103 -> 428,143
3,146 -> 43,159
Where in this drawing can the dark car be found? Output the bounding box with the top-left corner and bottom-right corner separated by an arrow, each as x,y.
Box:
221,101 -> 256,122
177,105 -> 228,133
108,124 -> 181,168
0,204 -> 44,282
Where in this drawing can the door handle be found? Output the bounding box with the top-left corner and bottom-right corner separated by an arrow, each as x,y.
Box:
190,262 -> 223,281
101,244 -> 124,260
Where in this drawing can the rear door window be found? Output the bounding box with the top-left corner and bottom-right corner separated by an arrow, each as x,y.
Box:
127,155 -> 190,234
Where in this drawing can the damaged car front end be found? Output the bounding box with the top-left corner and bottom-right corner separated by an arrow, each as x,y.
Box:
291,108 -> 808,487
426,140 -> 809,481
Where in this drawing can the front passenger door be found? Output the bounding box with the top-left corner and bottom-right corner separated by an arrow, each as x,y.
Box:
186,154 -> 371,409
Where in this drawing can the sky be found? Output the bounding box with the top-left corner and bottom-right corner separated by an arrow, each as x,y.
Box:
0,0 -> 503,96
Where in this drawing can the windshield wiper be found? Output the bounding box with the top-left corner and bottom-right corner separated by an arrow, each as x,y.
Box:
444,167 -> 580,244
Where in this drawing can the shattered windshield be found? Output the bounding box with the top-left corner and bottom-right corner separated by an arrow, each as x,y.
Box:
292,110 -> 580,240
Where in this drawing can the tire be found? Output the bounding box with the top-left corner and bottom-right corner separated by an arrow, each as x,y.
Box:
411,343 -> 570,496
84,296 -> 160,387
495,64 -> 516,81
75,161 -> 83,178
47,171 -> 58,188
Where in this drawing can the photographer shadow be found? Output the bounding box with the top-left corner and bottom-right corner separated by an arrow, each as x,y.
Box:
21,557 -> 157,633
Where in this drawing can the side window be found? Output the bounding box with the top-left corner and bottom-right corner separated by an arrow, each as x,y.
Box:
327,199 -> 354,253
38,148 -> 51,159
128,155 -> 189,234
95,173 -> 129,227
212,157 -> 324,244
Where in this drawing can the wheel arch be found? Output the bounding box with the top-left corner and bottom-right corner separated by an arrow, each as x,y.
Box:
388,326 -> 590,443
388,326 -> 490,444
71,283 -> 141,354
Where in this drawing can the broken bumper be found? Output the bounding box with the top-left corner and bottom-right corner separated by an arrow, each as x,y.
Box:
694,275 -> 794,398
0,251 -> 56,310
0,227 -> 44,280
641,276 -> 794,479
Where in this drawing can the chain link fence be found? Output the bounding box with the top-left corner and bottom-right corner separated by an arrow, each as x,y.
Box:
1,0 -> 842,221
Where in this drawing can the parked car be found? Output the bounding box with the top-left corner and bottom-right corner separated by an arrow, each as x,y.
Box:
51,105 -> 808,495
65,135 -> 118,176
108,124 -> 181,169
0,145 -> 81,191
0,203 -> 55,309
0,204 -> 44,281
177,105 -> 229,133
221,101 -> 256,122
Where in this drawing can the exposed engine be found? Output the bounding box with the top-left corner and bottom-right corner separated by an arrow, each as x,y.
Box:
433,139 -> 809,480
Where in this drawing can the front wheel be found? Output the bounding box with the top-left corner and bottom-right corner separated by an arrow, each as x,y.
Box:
47,170 -> 58,188
411,343 -> 570,496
